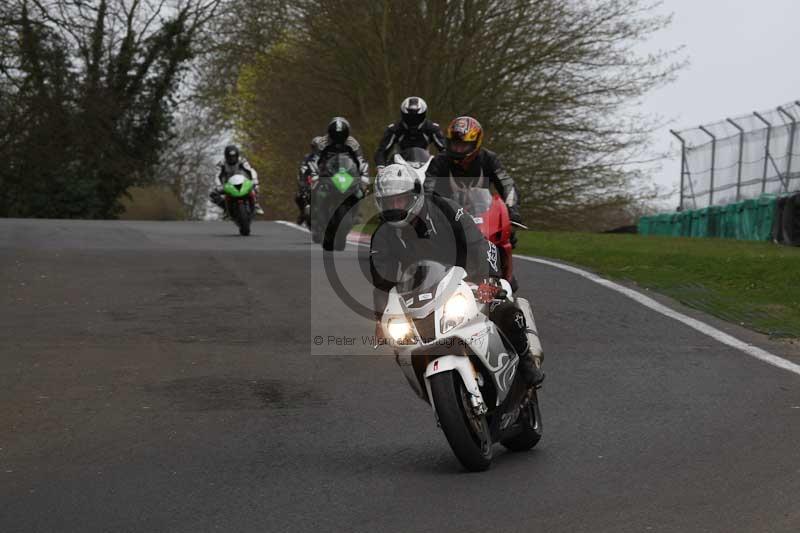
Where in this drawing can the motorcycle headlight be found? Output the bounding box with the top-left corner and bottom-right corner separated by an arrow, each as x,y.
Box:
386,318 -> 413,343
441,293 -> 469,334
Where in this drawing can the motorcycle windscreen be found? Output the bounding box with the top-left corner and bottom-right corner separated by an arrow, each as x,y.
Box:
396,260 -> 448,297
455,188 -> 493,220
398,147 -> 431,169
321,153 -> 359,193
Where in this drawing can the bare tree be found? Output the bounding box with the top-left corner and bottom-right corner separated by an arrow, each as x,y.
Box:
210,0 -> 682,225
154,100 -> 225,219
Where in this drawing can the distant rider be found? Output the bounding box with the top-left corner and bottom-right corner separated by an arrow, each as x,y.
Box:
370,164 -> 544,386
296,117 -> 370,223
374,96 -> 445,170
210,144 -> 264,215
425,116 -> 523,245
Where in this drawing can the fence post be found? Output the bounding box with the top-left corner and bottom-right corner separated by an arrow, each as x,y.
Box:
698,126 -> 716,206
795,101 -> 800,192
754,111 -> 772,194
778,106 -> 797,194
670,130 -> 687,211
726,118 -> 745,202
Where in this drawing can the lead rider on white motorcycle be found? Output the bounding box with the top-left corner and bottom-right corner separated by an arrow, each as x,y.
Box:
370,164 -> 544,386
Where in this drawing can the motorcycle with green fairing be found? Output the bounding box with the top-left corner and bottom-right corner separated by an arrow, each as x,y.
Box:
220,174 -> 256,236
310,153 -> 363,251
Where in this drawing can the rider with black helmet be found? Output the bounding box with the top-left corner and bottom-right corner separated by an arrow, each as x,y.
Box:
374,97 -> 445,169
210,144 -> 264,215
370,164 -> 544,386
296,117 -> 370,224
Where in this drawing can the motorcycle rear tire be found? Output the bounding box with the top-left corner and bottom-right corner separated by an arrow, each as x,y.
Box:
430,372 -> 492,472
500,390 -> 543,451
238,203 -> 251,236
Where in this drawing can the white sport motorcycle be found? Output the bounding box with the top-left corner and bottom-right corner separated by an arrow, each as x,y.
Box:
381,260 -> 543,471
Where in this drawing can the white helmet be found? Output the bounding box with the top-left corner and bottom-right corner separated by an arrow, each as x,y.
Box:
374,164 -> 424,227
400,96 -> 427,128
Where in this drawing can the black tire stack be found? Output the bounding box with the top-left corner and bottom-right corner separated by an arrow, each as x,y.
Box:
773,193 -> 800,246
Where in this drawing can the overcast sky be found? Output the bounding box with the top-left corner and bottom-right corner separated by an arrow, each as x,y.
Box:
640,0 -> 800,207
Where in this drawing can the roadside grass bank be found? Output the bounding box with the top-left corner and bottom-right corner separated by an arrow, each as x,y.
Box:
120,186 -> 186,220
514,232 -> 800,340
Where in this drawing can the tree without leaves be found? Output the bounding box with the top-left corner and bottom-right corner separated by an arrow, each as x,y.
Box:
213,0 -> 682,227
153,100 -> 227,219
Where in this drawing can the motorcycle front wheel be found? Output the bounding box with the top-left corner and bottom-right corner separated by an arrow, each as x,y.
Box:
237,202 -> 251,236
333,204 -> 354,251
430,372 -> 492,472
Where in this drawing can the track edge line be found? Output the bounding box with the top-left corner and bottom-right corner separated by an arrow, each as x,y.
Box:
514,254 -> 800,378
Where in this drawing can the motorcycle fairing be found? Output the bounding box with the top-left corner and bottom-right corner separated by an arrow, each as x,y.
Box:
331,169 -> 355,193
386,265 -> 519,407
224,174 -> 254,197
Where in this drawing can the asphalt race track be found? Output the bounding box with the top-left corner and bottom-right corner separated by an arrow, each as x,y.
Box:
2,219 -> 799,532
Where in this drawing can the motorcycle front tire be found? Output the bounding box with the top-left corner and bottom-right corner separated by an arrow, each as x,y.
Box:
238,202 -> 251,236
333,205 -> 353,251
322,206 -> 340,251
430,372 -> 492,472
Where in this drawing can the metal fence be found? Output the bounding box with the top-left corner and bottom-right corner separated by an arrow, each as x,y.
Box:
672,101 -> 800,210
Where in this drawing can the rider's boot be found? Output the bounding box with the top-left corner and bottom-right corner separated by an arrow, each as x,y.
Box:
253,187 -> 265,215
516,297 -> 545,387
297,203 -> 310,226
517,341 -> 545,387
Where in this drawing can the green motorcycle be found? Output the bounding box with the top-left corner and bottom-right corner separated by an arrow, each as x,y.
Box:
223,174 -> 256,236
310,153 -> 363,251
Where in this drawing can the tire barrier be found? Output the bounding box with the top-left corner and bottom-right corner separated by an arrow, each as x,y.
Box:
639,195 -> 789,243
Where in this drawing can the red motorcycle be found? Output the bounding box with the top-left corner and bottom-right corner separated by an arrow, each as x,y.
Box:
454,187 -> 524,291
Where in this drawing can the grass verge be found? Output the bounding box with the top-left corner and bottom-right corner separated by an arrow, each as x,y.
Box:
120,186 -> 186,220
514,232 -> 800,339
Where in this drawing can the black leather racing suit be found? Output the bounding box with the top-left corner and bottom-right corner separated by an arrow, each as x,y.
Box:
370,193 -> 530,356
425,148 -> 522,247
374,119 -> 446,167
217,158 -> 258,186
425,148 -> 518,209
300,135 -> 369,183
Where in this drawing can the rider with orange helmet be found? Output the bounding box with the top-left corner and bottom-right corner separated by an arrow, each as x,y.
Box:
425,117 -> 522,230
